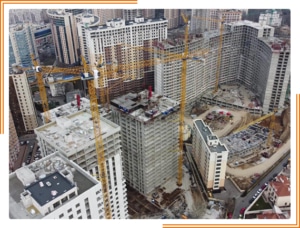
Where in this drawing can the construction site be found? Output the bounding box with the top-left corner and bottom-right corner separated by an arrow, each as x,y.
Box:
185,84 -> 290,193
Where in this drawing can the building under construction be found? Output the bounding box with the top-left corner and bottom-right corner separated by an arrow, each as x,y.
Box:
34,109 -> 128,219
110,89 -> 180,195
220,124 -> 270,163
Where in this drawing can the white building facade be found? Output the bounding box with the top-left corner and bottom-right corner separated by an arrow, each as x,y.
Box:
9,152 -> 109,219
34,110 -> 128,219
192,119 -> 228,190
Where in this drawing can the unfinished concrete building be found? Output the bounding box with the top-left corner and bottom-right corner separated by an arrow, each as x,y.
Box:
40,97 -> 112,124
155,20 -> 290,115
34,110 -> 128,219
192,119 -> 229,191
9,152 -> 110,219
110,90 -> 179,194
220,124 -> 269,163
190,9 -> 242,34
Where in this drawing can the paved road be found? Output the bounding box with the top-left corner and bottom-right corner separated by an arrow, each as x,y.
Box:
232,151 -> 290,219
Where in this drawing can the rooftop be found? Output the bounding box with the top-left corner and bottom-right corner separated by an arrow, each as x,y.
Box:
26,171 -> 75,206
194,119 -> 227,153
225,20 -> 273,29
110,89 -> 179,123
259,36 -> 290,52
87,17 -> 167,31
36,109 -> 119,155
9,152 -> 97,219
41,97 -> 111,123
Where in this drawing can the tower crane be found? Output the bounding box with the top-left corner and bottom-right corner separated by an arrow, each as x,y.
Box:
30,54 -> 51,123
191,15 -> 224,93
177,13 -> 189,187
233,110 -> 278,134
81,56 -> 112,219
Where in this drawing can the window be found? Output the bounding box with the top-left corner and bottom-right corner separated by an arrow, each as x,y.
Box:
77,209 -> 81,214
59,213 -> 64,218
75,203 -> 80,208
69,215 -> 73,219
67,208 -> 72,213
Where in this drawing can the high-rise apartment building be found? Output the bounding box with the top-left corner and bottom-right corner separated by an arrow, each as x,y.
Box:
259,10 -> 282,27
92,9 -> 123,24
190,9 -> 242,34
111,90 -> 179,194
9,9 -> 43,24
34,110 -> 128,219
9,68 -> 38,136
77,16 -> 167,100
192,119 -> 228,191
9,23 -> 38,67
47,9 -> 83,65
9,108 -> 20,173
122,9 -> 143,21
164,9 -> 180,29
33,23 -> 54,53
9,152 -> 115,219
155,20 -> 289,114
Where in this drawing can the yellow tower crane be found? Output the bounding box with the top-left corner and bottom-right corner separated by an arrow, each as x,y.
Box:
80,56 -> 112,219
177,13 -> 189,186
30,54 -> 51,123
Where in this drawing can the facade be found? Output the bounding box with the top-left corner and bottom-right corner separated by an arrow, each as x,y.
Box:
9,68 -> 38,136
264,174 -> 290,208
9,23 -> 38,67
9,152 -> 111,219
164,9 -> 180,29
155,20 -> 289,114
77,16 -> 167,100
111,90 -> 179,194
259,10 -> 282,27
190,9 -> 242,34
47,9 -> 83,65
9,109 -> 20,173
122,9 -> 143,21
92,9 -> 122,25
34,110 -> 128,219
33,23 -> 54,54
192,119 -> 228,190
9,9 -> 43,24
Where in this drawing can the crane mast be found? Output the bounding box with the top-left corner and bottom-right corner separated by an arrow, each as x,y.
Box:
177,13 -> 189,187
81,56 -> 112,219
30,54 -> 51,123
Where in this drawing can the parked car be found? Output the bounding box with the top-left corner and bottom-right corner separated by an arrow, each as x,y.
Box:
240,208 -> 246,215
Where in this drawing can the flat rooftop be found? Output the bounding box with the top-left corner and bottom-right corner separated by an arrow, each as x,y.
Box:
26,171 -> 75,206
41,97 -> 111,123
225,20 -> 273,29
259,36 -> 290,52
36,110 -> 119,155
110,90 -> 179,123
194,119 -> 227,153
87,17 -> 167,31
9,152 -> 97,219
